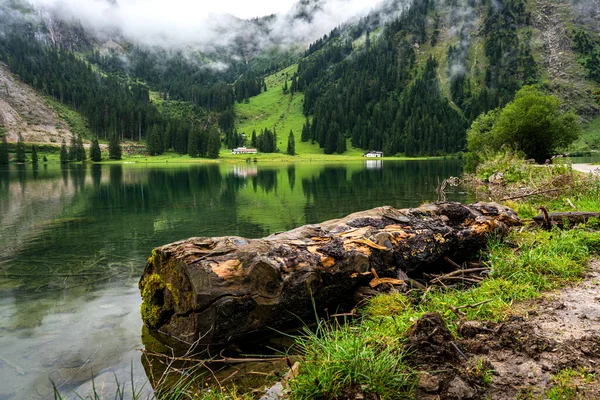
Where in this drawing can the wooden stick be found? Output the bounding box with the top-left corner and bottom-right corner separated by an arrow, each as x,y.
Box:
450,341 -> 469,361
455,299 -> 493,311
501,188 -> 562,201
444,256 -> 463,270
433,276 -> 483,284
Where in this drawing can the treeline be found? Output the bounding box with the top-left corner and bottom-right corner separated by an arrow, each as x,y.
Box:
572,28 -> 600,83
0,20 -> 230,159
234,74 -> 267,102
251,128 -> 278,153
295,0 -> 465,156
457,0 -> 537,119
0,25 -> 162,141
89,48 -> 237,112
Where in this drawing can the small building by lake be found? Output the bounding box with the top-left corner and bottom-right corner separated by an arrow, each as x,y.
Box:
364,151 -> 384,158
232,147 -> 258,155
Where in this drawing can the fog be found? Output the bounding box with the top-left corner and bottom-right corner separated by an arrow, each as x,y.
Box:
23,0 -> 389,51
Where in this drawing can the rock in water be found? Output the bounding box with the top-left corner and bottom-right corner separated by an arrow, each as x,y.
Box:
139,202 -> 520,346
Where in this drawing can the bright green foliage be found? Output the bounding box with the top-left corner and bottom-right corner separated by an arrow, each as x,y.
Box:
109,134 -> 122,160
466,86 -> 580,165
31,145 -> 38,165
15,136 -> 26,163
290,191 -> 600,399
291,322 -> 415,399
286,130 -> 295,155
545,368 -> 597,400
90,138 -> 102,162
0,134 -> 8,164
59,140 -> 68,164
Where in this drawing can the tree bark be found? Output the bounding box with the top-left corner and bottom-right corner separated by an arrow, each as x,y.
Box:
533,211 -> 600,228
139,202 -> 520,346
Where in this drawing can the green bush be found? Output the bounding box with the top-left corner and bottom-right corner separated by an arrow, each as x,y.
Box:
465,86 -> 581,168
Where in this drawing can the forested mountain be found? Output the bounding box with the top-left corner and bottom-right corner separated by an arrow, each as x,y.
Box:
0,0 -> 599,157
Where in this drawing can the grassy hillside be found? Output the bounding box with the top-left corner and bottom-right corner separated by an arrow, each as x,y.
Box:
571,116 -> 600,153
236,65 -> 324,155
44,97 -> 94,140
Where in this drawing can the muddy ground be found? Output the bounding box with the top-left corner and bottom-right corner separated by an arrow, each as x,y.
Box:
410,259 -> 600,399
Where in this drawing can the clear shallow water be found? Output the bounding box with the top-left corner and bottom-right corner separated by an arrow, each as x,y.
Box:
0,160 -> 469,399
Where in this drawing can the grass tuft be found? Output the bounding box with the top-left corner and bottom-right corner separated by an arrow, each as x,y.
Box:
290,320 -> 415,399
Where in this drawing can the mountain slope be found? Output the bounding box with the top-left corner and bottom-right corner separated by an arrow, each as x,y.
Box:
1,0 -> 599,156
0,62 -> 76,143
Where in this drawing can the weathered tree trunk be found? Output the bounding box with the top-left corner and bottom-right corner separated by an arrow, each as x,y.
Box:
139,202 -> 520,346
533,211 -> 600,228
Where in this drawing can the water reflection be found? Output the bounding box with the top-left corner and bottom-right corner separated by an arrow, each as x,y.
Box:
0,160 -> 469,398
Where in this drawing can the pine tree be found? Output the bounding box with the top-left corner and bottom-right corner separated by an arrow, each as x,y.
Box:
148,125 -> 164,156
15,136 -> 26,163
301,118 -> 311,142
251,130 -> 257,148
77,136 -> 86,161
188,129 -> 199,158
90,138 -> 102,162
282,79 -> 289,94
31,145 -> 38,165
336,131 -> 347,154
60,140 -> 69,164
68,135 -> 78,161
287,130 -> 296,156
291,76 -> 298,94
0,135 -> 9,165
109,133 -> 122,160
207,129 -> 221,159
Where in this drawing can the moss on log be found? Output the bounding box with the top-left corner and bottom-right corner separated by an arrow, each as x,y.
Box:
139,202 -> 520,346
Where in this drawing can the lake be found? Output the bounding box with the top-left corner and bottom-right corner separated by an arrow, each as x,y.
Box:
0,160 -> 469,399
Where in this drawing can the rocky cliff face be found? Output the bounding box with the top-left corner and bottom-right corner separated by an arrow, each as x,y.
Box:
0,62 -> 72,143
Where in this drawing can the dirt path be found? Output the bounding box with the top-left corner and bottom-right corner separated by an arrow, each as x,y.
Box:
478,259 -> 600,399
413,260 -> 600,399
572,163 -> 600,175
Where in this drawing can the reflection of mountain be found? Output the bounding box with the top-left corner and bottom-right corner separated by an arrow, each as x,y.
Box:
0,166 -> 82,265
301,160 -> 469,224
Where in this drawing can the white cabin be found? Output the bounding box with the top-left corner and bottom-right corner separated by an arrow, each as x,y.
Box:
232,147 -> 258,155
364,151 -> 384,158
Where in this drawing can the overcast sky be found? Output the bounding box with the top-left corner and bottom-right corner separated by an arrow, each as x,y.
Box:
24,0 -> 388,50
180,0 -> 298,19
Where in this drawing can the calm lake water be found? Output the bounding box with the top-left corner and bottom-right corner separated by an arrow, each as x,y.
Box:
0,160 -> 469,399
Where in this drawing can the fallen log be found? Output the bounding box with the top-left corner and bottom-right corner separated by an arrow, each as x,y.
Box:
533,208 -> 600,229
139,202 -> 520,346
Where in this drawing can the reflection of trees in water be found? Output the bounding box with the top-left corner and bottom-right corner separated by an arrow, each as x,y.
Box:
288,165 -> 296,192
251,168 -> 278,194
301,161 -> 466,224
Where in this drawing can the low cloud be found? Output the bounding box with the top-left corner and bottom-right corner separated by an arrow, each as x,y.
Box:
20,0 -> 390,51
